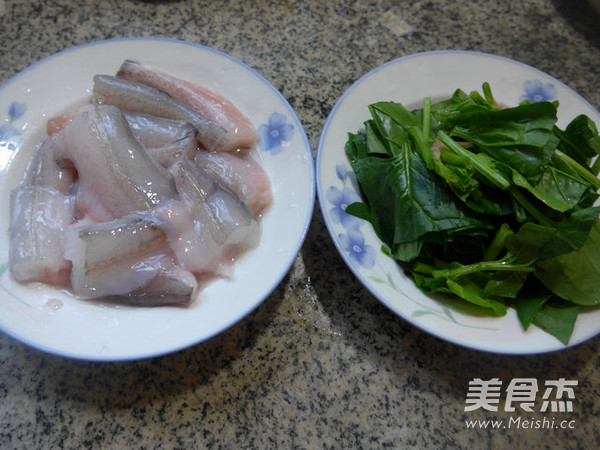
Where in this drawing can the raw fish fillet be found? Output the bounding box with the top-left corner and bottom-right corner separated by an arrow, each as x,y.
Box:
107,257 -> 197,306
93,74 -> 227,152
63,214 -> 168,298
145,140 -> 197,169
53,105 -> 178,221
155,160 -> 260,276
10,185 -> 74,286
49,109 -> 200,166
24,134 -> 76,193
117,60 -> 257,152
151,200 -> 221,275
122,112 -> 199,167
122,111 -> 197,147
194,150 -> 273,217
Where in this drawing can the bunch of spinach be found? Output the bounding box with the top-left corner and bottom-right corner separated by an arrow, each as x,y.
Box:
345,83 -> 600,344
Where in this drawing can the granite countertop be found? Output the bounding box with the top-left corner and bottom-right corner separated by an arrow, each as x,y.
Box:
1,0 -> 600,448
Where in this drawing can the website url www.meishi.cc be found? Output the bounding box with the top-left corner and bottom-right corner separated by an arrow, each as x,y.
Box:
466,417 -> 576,430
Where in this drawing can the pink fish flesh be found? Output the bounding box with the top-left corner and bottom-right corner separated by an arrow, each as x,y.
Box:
194,150 -> 273,217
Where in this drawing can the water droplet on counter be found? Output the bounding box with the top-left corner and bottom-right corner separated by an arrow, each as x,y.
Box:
286,259 -> 342,338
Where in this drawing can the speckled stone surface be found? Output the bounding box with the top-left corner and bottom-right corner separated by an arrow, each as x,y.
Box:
1,0 -> 600,448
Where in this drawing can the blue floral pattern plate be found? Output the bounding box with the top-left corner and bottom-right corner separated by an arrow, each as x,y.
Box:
317,50 -> 600,354
0,37 -> 314,361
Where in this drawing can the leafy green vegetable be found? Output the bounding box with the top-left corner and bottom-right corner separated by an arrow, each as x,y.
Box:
515,294 -> 551,330
346,112 -> 488,263
345,83 -> 600,344
535,223 -> 600,306
532,302 -> 579,345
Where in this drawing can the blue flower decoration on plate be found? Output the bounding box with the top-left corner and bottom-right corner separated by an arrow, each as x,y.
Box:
1,101 -> 27,151
326,163 -> 376,269
336,164 -> 349,181
338,227 -> 376,269
8,101 -> 26,121
258,111 -> 294,155
326,185 -> 362,229
519,80 -> 557,103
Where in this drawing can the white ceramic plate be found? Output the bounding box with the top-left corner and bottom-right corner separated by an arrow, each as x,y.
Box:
317,50 -> 600,354
0,37 -> 314,361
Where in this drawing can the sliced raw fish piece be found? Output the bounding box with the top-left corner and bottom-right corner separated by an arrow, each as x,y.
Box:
108,257 -> 197,306
92,74 -> 227,152
122,112 -> 198,167
194,150 -> 273,216
24,134 -> 76,194
145,140 -> 197,169
53,105 -> 178,221
171,159 -> 260,249
152,200 -> 222,275
155,160 -> 260,275
122,111 -> 197,149
117,60 -> 257,152
63,214 -> 168,298
10,185 -> 74,286
123,112 -> 199,167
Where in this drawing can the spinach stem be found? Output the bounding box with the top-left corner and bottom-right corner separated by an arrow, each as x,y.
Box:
591,156 -> 600,176
409,126 -> 433,169
482,82 -> 495,104
483,223 -> 513,261
508,187 -> 553,227
432,260 -> 535,280
422,97 -> 432,139
554,149 -> 600,190
412,262 -> 436,275
437,131 -> 511,190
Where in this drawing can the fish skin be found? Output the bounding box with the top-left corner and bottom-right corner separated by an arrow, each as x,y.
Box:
117,60 -> 257,152
53,105 -> 178,222
122,111 -> 199,168
92,74 -> 227,151
122,111 -> 197,149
